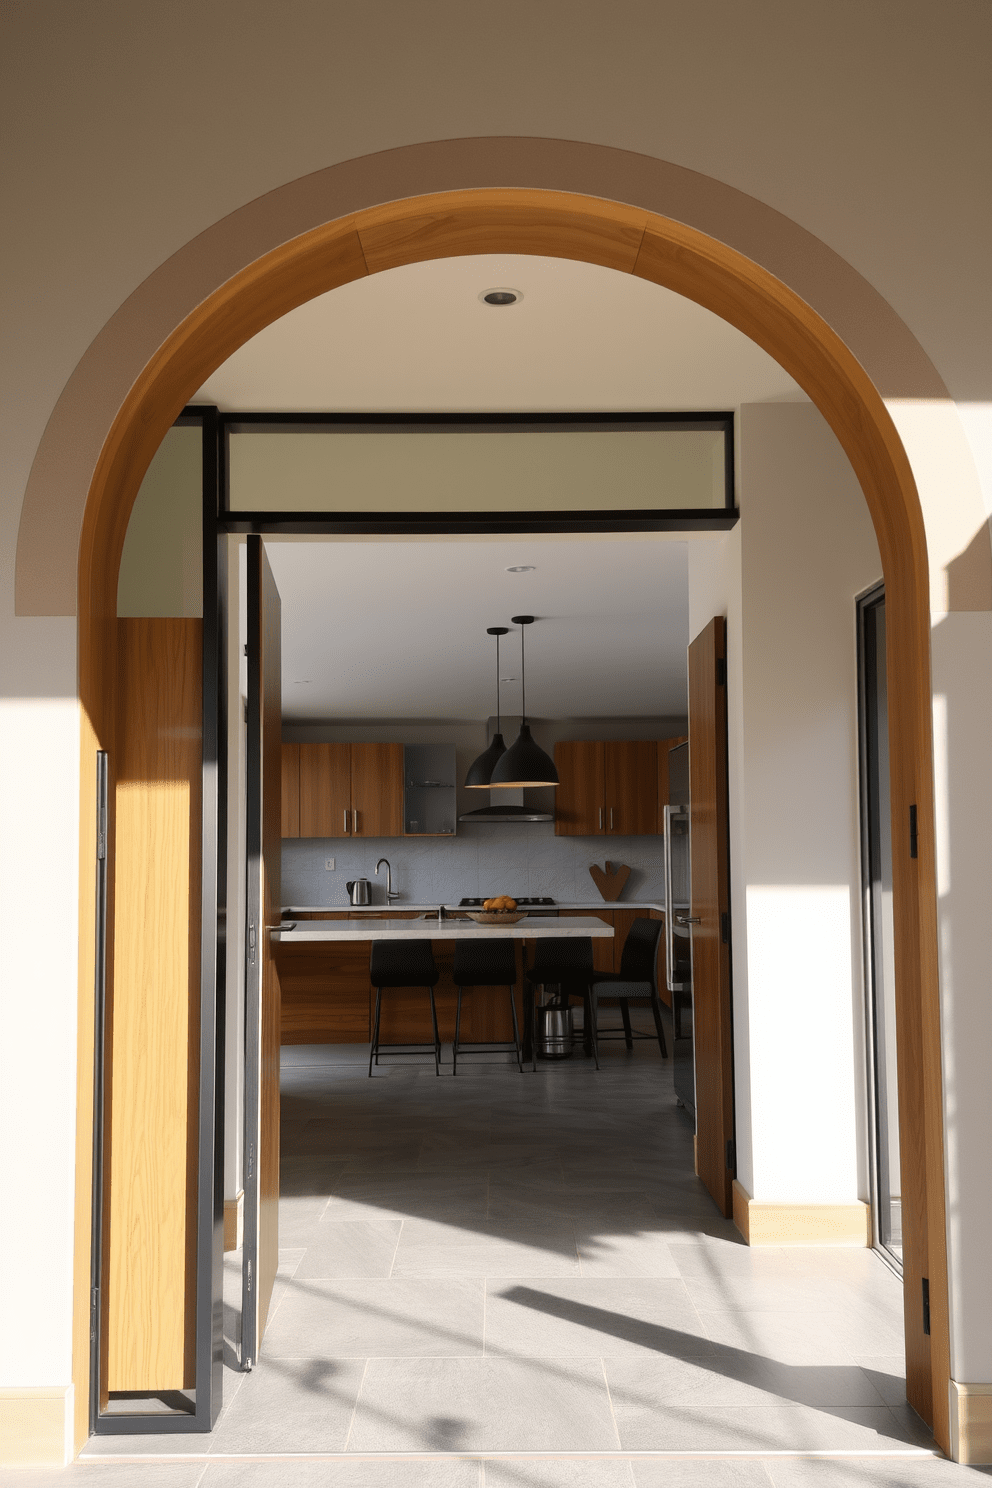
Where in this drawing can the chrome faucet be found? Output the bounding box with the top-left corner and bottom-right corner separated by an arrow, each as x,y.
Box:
375,857 -> 399,903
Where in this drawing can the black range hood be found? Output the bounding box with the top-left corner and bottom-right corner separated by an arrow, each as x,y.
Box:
458,803 -> 553,824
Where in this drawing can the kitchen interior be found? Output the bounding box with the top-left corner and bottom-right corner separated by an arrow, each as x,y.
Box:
267,534 -> 695,1090
109,251 -> 913,1455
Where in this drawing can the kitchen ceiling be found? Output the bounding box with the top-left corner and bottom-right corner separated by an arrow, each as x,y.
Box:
266,537 -> 691,722
200,253 -> 803,721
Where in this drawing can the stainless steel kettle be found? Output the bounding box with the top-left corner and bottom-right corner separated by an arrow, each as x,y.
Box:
346,878 -> 372,906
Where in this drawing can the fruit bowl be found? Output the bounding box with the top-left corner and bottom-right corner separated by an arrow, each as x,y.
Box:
463,910 -> 528,926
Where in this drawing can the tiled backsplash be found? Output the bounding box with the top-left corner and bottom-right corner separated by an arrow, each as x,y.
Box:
281,822 -> 667,908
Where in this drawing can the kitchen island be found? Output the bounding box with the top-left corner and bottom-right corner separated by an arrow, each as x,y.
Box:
272,911 -> 629,1048
273,915 -> 615,942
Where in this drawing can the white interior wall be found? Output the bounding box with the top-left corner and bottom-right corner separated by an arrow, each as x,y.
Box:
689,404 -> 882,1206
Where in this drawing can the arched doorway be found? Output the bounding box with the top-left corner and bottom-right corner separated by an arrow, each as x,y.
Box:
71,186 -> 949,1451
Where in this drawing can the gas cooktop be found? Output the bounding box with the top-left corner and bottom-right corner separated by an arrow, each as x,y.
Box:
458,896 -> 556,907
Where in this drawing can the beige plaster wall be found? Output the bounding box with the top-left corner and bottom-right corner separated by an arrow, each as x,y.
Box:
2,1 -> 991,1453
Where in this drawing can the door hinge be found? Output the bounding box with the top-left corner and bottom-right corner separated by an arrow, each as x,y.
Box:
247,1141 -> 255,1181
90,1286 -> 99,1340
922,1276 -> 931,1335
246,1257 -> 253,1293
247,921 -> 256,965
716,657 -> 727,686
721,911 -> 729,944
910,804 -> 918,859
97,806 -> 107,861
726,1138 -> 736,1172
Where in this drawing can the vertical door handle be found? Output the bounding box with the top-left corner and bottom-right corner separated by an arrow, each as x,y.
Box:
598,807 -> 603,831
353,809 -> 359,834
343,809 -> 350,834
609,807 -> 615,831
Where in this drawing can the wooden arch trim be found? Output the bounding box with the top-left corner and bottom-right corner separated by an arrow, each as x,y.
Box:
74,187 -> 949,1450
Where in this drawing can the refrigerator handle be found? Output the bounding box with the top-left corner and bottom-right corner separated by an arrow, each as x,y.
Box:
663,804 -> 676,993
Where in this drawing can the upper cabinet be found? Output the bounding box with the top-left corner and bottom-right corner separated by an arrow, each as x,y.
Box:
554,740 -> 659,836
281,742 -> 301,838
289,741 -> 404,838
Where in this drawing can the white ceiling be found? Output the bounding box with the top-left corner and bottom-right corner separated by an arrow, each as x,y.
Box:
267,537 -> 691,721
198,254 -> 804,411
204,254 -> 803,721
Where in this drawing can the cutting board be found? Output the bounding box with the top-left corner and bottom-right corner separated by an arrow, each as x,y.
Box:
589,861 -> 631,902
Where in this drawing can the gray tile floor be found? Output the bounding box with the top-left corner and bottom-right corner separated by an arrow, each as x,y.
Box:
35,1020 -> 992,1484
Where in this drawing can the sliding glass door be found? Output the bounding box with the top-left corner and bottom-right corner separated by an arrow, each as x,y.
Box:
858,586 -> 902,1270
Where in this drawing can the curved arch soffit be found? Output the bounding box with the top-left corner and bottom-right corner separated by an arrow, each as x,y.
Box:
16,136 -> 973,620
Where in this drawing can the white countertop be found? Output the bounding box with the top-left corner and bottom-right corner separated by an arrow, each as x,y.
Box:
273,915 -> 616,943
283,900 -> 666,915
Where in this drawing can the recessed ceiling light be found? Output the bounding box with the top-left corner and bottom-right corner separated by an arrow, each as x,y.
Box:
505,564 -> 535,573
480,287 -> 523,306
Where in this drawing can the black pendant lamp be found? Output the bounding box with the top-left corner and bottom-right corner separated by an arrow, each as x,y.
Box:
464,627 -> 509,787
489,616 -> 559,788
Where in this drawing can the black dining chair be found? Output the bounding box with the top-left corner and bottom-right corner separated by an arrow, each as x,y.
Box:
587,916 -> 668,1062
368,939 -> 441,1076
522,936 -> 595,1069
451,938 -> 523,1074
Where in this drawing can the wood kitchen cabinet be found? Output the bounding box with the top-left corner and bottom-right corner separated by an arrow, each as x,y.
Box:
554,740 -> 658,836
281,742 -> 300,837
295,741 -> 403,838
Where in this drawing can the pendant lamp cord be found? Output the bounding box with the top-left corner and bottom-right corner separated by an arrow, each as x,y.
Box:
495,631 -> 501,736
520,624 -> 526,725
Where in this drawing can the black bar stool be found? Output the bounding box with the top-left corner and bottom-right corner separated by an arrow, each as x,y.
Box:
523,936 -> 595,1069
452,938 -> 523,1075
368,939 -> 441,1076
588,917 -> 668,1062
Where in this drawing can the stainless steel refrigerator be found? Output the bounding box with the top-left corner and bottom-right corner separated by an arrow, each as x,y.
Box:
663,741 -> 695,1115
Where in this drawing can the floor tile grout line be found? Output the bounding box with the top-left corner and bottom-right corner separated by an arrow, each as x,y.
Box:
600,1354 -> 624,1452
342,1355 -> 371,1453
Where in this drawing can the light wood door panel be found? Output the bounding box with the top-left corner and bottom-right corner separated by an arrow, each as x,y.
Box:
606,741 -> 658,835
554,741 -> 605,835
281,741 -> 300,838
243,537 -> 282,1362
688,617 -> 734,1218
106,619 -> 201,1391
299,742 -> 352,838
351,741 -> 403,837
